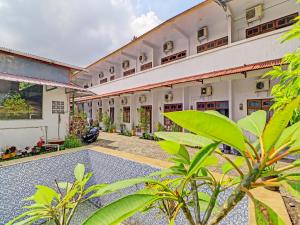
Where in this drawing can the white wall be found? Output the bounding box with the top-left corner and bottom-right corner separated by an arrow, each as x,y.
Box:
0,87 -> 69,149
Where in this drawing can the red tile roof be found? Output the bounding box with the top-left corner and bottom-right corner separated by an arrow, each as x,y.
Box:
74,58 -> 282,102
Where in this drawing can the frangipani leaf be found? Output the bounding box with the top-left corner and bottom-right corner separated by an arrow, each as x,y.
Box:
159,140 -> 190,162
74,163 -> 85,181
155,132 -> 213,147
275,121 -> 300,149
187,142 -> 219,177
93,177 -> 155,198
263,97 -> 300,152
222,157 -> 244,174
237,110 -> 266,136
282,180 -> 300,202
253,198 -> 286,225
28,185 -> 60,206
164,111 -> 245,151
83,194 -> 160,225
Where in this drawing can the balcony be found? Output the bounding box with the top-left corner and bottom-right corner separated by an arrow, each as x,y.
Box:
89,27 -> 298,96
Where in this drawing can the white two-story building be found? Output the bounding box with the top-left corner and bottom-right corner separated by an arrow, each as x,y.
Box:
74,0 -> 300,133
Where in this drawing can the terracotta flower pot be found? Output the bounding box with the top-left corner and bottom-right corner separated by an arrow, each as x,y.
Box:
2,153 -> 11,160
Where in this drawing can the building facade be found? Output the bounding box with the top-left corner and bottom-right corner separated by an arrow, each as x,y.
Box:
0,47 -> 84,148
74,0 -> 300,137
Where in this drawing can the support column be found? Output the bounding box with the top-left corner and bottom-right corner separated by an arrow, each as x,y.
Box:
228,80 -> 233,120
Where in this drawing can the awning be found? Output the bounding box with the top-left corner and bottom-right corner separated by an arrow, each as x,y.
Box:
0,71 -> 87,91
75,58 -> 283,102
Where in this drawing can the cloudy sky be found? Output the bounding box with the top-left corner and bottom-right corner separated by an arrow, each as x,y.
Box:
0,0 -> 201,67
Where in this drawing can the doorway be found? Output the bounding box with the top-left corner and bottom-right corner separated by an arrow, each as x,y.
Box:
164,103 -> 183,131
141,105 -> 152,133
109,107 -> 115,124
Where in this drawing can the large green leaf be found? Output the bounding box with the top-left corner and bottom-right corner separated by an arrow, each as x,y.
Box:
253,198 -> 286,225
262,97 -> 300,152
155,132 -> 213,147
159,140 -> 190,162
83,194 -> 160,225
74,163 -> 85,181
237,110 -> 266,136
92,177 -> 155,198
164,111 -> 245,151
187,142 -> 219,177
275,121 -> 300,149
26,185 -> 60,206
289,128 -> 300,152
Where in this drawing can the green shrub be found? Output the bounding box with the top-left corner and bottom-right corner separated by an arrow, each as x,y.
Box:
64,135 -> 83,148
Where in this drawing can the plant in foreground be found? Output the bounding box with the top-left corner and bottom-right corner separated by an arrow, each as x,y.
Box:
83,97 -> 300,225
9,98 -> 300,225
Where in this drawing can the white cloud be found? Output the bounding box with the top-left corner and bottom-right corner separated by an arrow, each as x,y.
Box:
131,11 -> 161,36
0,0 -> 161,66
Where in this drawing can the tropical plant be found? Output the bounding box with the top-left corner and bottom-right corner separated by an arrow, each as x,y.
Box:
156,122 -> 166,132
102,112 -> 112,132
7,164 -> 107,225
69,112 -> 88,137
138,107 -> 150,132
64,135 -> 83,148
2,93 -> 32,118
84,97 -> 300,225
264,12 -> 300,124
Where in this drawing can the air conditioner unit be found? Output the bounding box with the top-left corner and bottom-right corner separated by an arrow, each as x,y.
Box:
121,97 -> 128,105
197,26 -> 208,41
97,100 -> 102,107
88,102 -> 92,107
109,98 -> 114,106
99,72 -> 104,78
246,4 -> 263,23
256,79 -> 270,92
139,53 -> 147,64
138,94 -> 147,104
122,60 -> 130,69
109,66 -> 115,74
84,84 -> 89,89
164,92 -> 173,103
163,41 -> 174,54
201,86 -> 212,97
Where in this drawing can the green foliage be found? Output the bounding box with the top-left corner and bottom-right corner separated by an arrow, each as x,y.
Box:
2,93 -> 32,118
102,112 -> 112,132
64,135 -> 83,148
156,122 -> 166,132
264,14 -> 300,124
138,107 -> 150,132
69,112 -> 88,137
83,194 -> 160,225
164,110 -> 245,152
85,97 -> 300,225
8,164 -> 107,225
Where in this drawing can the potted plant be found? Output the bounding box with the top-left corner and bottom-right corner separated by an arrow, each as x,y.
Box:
111,124 -> 116,133
2,148 -> 11,160
131,123 -> 136,136
9,146 -> 17,158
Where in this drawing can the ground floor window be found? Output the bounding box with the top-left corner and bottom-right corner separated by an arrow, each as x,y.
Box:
110,107 -> 115,123
247,98 -> 273,120
164,103 -> 183,131
123,106 -> 130,123
0,80 -> 43,120
196,101 -> 229,116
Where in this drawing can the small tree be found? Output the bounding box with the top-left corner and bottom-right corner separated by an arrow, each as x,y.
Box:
265,13 -> 300,124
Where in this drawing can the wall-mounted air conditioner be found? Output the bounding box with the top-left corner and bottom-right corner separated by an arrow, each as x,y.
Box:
256,79 -> 270,92
139,53 -> 147,64
109,98 -> 114,106
201,86 -> 212,97
121,97 -> 128,105
109,66 -> 115,74
97,100 -> 102,107
164,92 -> 173,103
246,4 -> 263,23
122,60 -> 130,69
197,26 -> 208,41
84,84 -> 89,89
99,72 -> 104,78
163,41 -> 174,54
138,94 -> 147,104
